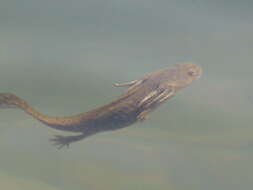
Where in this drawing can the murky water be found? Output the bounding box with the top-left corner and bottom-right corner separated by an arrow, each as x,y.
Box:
0,1 -> 252,189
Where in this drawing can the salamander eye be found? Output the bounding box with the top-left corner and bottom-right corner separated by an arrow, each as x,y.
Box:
188,70 -> 197,76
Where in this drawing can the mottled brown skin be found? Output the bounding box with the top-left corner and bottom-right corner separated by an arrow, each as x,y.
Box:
0,63 -> 202,148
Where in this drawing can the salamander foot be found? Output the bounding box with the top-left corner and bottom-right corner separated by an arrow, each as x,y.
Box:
50,133 -> 86,149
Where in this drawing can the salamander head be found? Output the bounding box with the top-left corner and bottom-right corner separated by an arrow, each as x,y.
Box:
163,62 -> 202,90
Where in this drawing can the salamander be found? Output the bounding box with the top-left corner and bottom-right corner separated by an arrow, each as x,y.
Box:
0,63 -> 202,148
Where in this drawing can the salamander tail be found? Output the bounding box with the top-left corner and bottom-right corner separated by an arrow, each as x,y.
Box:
0,93 -> 28,109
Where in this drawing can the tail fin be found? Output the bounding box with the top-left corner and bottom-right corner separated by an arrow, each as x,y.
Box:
0,93 -> 28,109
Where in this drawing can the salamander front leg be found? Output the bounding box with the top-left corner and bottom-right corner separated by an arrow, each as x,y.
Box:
50,133 -> 87,149
113,80 -> 138,87
137,108 -> 153,121
137,88 -> 175,121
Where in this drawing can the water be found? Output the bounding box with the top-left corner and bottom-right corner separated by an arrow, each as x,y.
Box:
0,0 -> 252,189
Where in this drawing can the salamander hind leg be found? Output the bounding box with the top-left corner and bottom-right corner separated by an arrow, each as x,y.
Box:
50,133 -> 87,149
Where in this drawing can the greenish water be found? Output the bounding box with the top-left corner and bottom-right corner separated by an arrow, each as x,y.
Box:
0,0 -> 253,189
